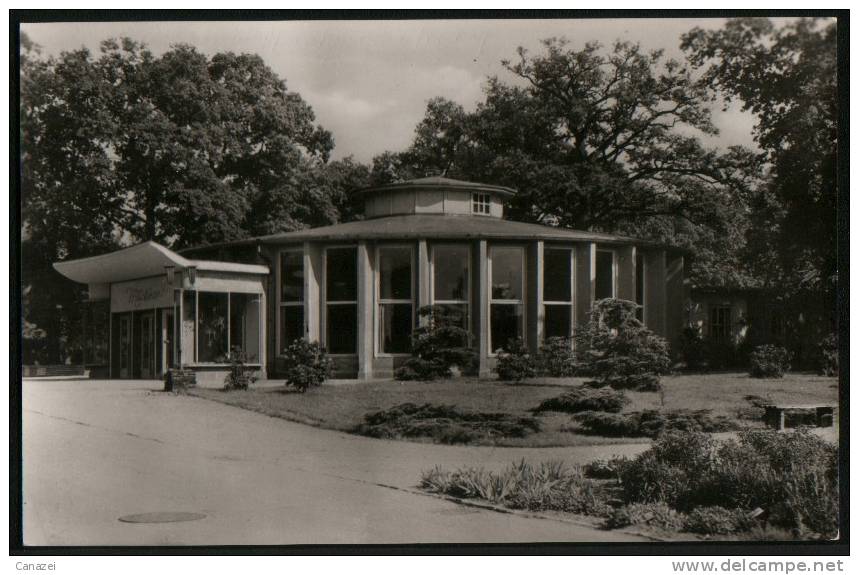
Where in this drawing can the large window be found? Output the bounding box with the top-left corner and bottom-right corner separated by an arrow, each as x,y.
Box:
595,249 -> 616,300
710,305 -> 732,341
182,290 -> 262,364
635,252 -> 645,322
490,245 -> 524,353
432,244 -> 470,331
279,250 -> 305,353
197,292 -> 229,363
543,248 -> 573,340
326,247 -> 358,354
378,246 -> 414,354
230,293 -> 261,362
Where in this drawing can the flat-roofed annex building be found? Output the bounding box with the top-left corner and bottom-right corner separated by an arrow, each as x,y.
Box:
54,176 -> 685,384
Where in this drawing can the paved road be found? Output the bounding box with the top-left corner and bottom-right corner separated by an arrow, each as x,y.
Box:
22,379 -> 650,546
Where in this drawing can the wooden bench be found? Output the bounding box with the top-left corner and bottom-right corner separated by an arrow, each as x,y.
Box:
763,404 -> 837,430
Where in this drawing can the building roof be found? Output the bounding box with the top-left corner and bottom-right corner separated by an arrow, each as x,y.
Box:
182,214 -> 675,252
353,176 -> 517,199
53,240 -> 269,285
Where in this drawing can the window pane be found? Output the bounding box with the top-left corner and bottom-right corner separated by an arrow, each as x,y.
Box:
434,245 -> 469,301
438,303 -> 469,332
182,291 -> 196,363
544,249 -> 571,302
280,251 -> 304,302
326,248 -> 357,302
635,252 -> 645,321
198,292 -> 228,363
379,247 -> 412,300
380,303 -> 413,354
491,246 -> 523,300
280,306 -> 304,352
327,304 -> 357,354
230,293 -> 261,362
544,304 -> 572,340
595,250 -> 614,300
490,303 -> 523,353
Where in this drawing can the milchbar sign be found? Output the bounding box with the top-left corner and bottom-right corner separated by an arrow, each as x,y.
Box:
110,276 -> 174,313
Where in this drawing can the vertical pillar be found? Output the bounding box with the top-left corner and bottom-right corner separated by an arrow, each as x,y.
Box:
418,240 -> 431,322
356,241 -> 374,380
304,242 -> 323,342
527,241 -> 543,353
645,251 -> 667,337
617,245 -> 636,301
665,252 -> 685,352
477,240 -> 490,378
575,243 -> 596,327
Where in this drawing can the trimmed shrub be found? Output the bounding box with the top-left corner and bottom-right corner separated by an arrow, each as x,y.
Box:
749,344 -> 791,378
536,386 -> 629,414
583,456 -> 632,480
395,305 -> 476,381
605,502 -> 686,531
281,339 -> 332,392
683,506 -> 757,535
574,409 -> 737,438
356,403 -> 541,444
220,346 -> 255,391
537,336 -> 577,377
817,333 -> 838,376
618,429 -> 838,538
679,327 -> 707,371
420,459 -> 608,516
494,338 -> 538,382
574,298 -> 671,391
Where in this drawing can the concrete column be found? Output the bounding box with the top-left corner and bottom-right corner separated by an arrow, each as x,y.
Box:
417,239 -> 430,322
644,250 -> 667,337
477,240 -> 490,378
665,252 -> 685,352
356,241 -> 374,380
617,245 -> 636,301
575,243 -> 596,327
303,242 -> 323,342
527,241 -> 544,352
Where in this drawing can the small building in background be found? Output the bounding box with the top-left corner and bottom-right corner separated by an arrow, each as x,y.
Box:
54,177 -> 686,384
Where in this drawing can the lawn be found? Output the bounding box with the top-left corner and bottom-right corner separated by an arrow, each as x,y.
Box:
187,372 -> 838,448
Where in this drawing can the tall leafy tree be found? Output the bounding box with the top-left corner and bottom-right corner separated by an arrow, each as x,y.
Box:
378,39 -> 760,287
682,18 -> 838,335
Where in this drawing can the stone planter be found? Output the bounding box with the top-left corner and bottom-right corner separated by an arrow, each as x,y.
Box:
164,368 -> 197,392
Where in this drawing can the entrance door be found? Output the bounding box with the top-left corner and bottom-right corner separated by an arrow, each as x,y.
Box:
119,315 -> 132,378
140,313 -> 155,379
162,309 -> 174,374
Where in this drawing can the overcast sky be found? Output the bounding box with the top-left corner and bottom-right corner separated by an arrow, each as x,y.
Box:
22,18 -> 766,163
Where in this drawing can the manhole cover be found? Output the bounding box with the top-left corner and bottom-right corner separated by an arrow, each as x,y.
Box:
118,512 -> 207,524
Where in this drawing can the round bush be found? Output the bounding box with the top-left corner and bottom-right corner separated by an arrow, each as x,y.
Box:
281,339 -> 332,392
536,386 -> 629,414
749,345 -> 791,378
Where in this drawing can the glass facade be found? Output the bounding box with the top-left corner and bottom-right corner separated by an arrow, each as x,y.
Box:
489,246 -> 524,352
378,246 -> 413,354
595,249 -> 615,300
197,292 -> 229,363
432,244 -> 470,332
279,250 -> 305,352
543,248 -> 573,340
326,247 -> 358,354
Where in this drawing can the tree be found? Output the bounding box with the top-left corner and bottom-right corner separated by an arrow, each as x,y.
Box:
682,18 -> 838,323
20,36 -> 348,361
377,40 -> 760,287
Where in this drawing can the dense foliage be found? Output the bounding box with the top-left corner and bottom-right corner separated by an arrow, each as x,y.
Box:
494,338 -> 538,382
221,346 -> 255,391
535,386 -> 629,414
281,339 -> 332,392
574,299 -> 671,391
748,344 -> 791,378
537,337 -> 578,377
395,305 -> 476,381
573,409 -> 736,438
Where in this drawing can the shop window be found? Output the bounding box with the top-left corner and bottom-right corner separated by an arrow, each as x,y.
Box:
432,244 -> 470,331
230,293 -> 261,362
472,192 -> 491,215
378,246 -> 413,354
198,292 -> 228,363
543,248 -> 573,340
182,290 -> 197,363
326,247 -> 358,354
710,305 -> 732,341
595,249 -> 616,300
635,252 -> 645,322
279,250 -> 305,353
490,245 -> 524,352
